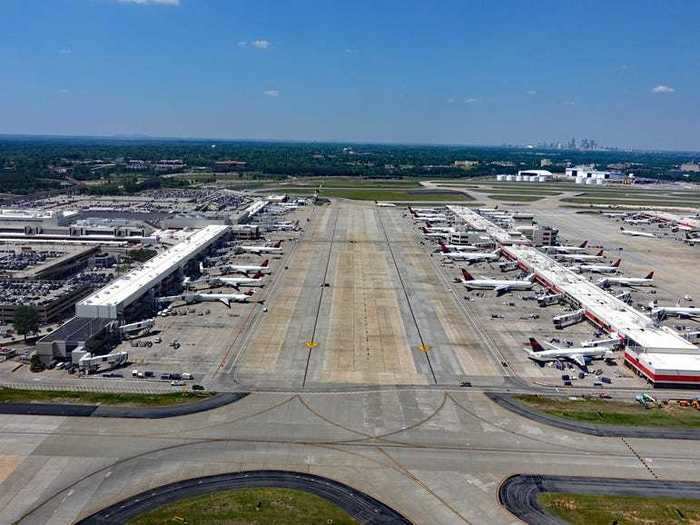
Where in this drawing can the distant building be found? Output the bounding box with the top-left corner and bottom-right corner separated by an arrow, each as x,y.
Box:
453,160 -> 479,170
540,159 -> 552,167
214,160 -> 248,172
680,162 -> 700,173
565,166 -> 624,182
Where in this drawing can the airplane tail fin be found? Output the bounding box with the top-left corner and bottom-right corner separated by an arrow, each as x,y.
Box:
528,338 -> 545,352
274,240 -> 282,248
645,271 -> 654,280
439,242 -> 449,253
525,273 -> 536,282
579,240 -> 588,248
461,269 -> 474,281
245,289 -> 255,296
612,258 -> 622,267
596,249 -> 604,256
261,259 -> 269,268
253,271 -> 264,279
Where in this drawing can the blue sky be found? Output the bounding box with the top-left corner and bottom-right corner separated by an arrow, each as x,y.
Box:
1,0 -> 699,150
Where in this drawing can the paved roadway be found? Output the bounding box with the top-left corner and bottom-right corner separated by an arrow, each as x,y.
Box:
4,388 -> 700,524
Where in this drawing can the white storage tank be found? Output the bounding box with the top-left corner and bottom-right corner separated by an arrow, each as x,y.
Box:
515,175 -> 522,182
596,178 -> 604,185
538,176 -> 547,183
506,175 -> 514,181
496,174 -> 506,182
585,178 -> 593,185
575,176 -> 585,184
529,176 -> 538,182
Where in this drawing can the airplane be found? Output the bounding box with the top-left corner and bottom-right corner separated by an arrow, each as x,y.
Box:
569,259 -> 621,274
603,212 -> 627,218
554,249 -> 605,262
422,227 -> 449,239
651,305 -> 700,321
541,241 -> 589,254
456,269 -> 535,295
223,259 -> 270,275
620,227 -> 655,238
624,218 -> 651,225
440,246 -> 501,263
239,240 -> 283,255
424,222 -> 454,233
195,272 -> 265,289
438,241 -> 478,252
158,290 -> 255,307
376,201 -> 397,207
598,272 -> 654,288
525,338 -> 616,368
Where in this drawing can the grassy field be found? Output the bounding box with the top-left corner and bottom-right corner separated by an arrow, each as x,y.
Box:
516,395 -> 700,428
0,387 -> 214,407
539,492 -> 700,525
486,194 -> 546,202
128,487 -> 357,525
284,188 -> 472,201
561,197 -> 700,208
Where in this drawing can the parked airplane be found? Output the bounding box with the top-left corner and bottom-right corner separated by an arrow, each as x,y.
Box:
570,259 -> 621,274
541,241 -> 589,254
196,272 -> 265,289
441,246 -> 501,263
651,305 -> 700,321
456,269 -> 535,295
438,241 -> 478,252
525,338 -> 616,368
421,227 -> 449,239
598,272 -> 654,288
624,217 -> 651,225
554,249 -> 605,262
424,222 -> 454,233
224,259 -> 271,275
158,290 -> 255,307
240,241 -> 283,254
376,202 -> 397,207
620,227 -> 655,238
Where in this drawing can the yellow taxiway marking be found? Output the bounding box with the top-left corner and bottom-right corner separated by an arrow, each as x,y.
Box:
305,341 -> 319,349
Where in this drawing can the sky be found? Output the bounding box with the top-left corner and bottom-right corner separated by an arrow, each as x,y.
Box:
1,0 -> 699,151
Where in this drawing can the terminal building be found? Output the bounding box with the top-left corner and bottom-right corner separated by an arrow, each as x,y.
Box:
447,205 -> 700,387
76,224 -> 230,319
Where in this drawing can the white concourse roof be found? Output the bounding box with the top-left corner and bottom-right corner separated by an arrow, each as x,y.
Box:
77,225 -> 229,316
448,206 -> 530,245
505,245 -> 697,353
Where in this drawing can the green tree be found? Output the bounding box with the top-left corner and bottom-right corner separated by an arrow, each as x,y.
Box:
29,354 -> 44,373
14,305 -> 40,342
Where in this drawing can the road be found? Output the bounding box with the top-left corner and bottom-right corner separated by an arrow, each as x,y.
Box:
4,388 -> 700,524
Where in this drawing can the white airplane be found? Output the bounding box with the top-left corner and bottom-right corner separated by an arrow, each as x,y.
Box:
541,241 -> 589,254
158,290 -> 255,307
554,249 -> 605,262
624,217 -> 651,225
570,258 -> 621,274
224,259 -> 270,275
441,246 -> 501,263
438,241 -> 478,252
196,272 -> 265,289
651,305 -> 700,320
424,222 -> 454,233
240,240 -> 283,255
598,271 -> 654,288
376,202 -> 397,207
422,227 -> 448,239
525,338 -> 616,368
620,227 -> 655,238
603,212 -> 627,218
456,269 -> 535,295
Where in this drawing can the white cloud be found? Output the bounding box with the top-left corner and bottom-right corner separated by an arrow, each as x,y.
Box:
527,90 -> 537,95
237,41 -> 248,48
116,0 -> 180,4
251,40 -> 271,49
59,48 -> 72,55
447,97 -> 455,104
263,89 -> 280,97
463,97 -> 477,104
58,89 -> 70,95
651,85 -> 674,94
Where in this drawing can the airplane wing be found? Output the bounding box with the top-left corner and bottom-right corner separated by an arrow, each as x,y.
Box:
569,354 -> 586,367
495,285 -> 512,296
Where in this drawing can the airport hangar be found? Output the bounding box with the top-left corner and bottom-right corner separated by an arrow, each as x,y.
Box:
448,205 -> 700,387
36,224 -> 230,364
